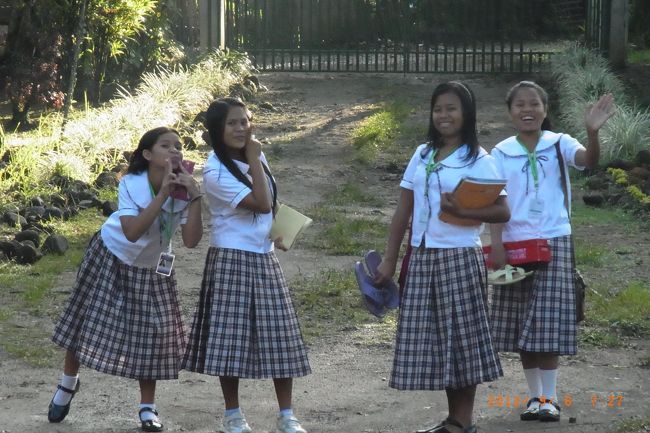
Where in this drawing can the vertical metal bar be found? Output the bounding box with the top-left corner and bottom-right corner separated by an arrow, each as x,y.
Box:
519,40 -> 524,73
472,40 -> 476,73
529,49 -> 533,73
453,43 -> 457,73
443,44 -> 447,72
393,43 -> 398,72
415,44 -> 419,73
425,43 -> 429,72
356,46 -> 360,72
490,41 -> 495,73
434,43 -> 438,72
500,40 -> 505,72
509,41 -> 514,72
462,42 -> 466,73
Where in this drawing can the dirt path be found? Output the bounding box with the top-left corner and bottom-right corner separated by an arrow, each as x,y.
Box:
1,73 -> 648,433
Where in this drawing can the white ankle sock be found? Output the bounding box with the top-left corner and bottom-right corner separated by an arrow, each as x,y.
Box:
540,369 -> 558,403
279,408 -> 294,418
52,374 -> 78,405
139,403 -> 158,422
523,367 -> 542,398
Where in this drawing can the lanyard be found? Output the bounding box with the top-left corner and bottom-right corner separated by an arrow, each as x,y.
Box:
517,135 -> 540,191
423,145 -> 460,200
149,183 -> 174,251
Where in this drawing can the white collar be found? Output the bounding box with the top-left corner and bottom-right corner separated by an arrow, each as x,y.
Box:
418,143 -> 487,168
122,171 -> 189,213
495,131 -> 563,156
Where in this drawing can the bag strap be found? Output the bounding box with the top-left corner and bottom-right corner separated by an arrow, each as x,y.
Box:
554,137 -> 578,270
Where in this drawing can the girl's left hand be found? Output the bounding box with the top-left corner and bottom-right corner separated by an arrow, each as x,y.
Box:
273,236 -> 288,251
585,93 -> 615,133
175,162 -> 201,199
440,192 -> 464,217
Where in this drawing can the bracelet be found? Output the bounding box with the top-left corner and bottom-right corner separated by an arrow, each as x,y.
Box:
189,193 -> 204,203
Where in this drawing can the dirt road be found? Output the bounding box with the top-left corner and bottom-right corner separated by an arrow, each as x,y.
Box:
0,73 -> 648,433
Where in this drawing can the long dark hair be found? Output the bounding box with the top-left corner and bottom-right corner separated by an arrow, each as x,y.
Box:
426,81 -> 479,162
205,98 -> 277,213
505,81 -> 553,131
127,126 -> 180,174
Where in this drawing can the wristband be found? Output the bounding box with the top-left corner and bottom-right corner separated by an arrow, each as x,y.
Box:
189,193 -> 204,203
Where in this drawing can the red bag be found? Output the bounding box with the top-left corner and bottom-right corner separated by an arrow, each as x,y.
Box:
397,222 -> 413,300
483,239 -> 551,269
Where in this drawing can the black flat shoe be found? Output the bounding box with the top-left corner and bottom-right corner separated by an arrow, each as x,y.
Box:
139,407 -> 164,432
416,417 -> 477,433
48,379 -> 81,423
520,397 -> 541,421
538,401 -> 561,422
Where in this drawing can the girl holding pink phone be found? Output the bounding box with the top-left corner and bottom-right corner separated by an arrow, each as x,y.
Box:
47,127 -> 203,432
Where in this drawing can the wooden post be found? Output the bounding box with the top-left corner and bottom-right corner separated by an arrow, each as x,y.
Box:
199,0 -> 225,51
609,0 -> 627,68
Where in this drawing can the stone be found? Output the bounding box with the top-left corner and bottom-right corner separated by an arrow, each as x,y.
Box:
584,176 -> 608,191
183,136 -> 197,150
636,149 -> 650,165
0,240 -> 18,259
2,212 -> 26,227
94,171 -> 119,189
23,206 -> 46,218
30,196 -> 45,207
15,243 -> 42,265
607,159 -> 635,171
629,166 -> 650,180
43,234 -> 69,255
15,229 -> 41,247
102,201 -> 118,217
259,101 -> 278,111
583,193 -> 604,206
194,111 -> 207,126
49,194 -> 67,207
77,200 -> 94,210
43,207 -> 64,220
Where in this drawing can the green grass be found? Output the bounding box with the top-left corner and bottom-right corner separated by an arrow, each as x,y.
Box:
629,49 -> 650,65
571,201 -> 639,229
351,101 -> 410,163
587,282 -> 650,337
574,240 -> 606,267
292,268 -> 397,343
578,328 -> 622,348
324,182 -> 383,207
615,417 -> 650,433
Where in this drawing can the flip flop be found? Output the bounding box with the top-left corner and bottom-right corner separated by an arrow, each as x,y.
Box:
364,250 -> 399,309
354,260 -> 387,317
488,264 -> 534,285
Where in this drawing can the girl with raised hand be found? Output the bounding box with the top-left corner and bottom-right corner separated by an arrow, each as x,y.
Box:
48,126 -> 203,432
374,81 -> 510,433
182,98 -> 310,433
488,81 -> 614,422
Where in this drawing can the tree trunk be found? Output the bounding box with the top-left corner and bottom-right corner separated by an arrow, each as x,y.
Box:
62,0 -> 88,126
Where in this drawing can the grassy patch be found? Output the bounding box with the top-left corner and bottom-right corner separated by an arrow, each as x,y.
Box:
587,282 -> 650,336
352,102 -> 410,163
324,182 -> 382,207
578,328 -> 622,348
574,240 -> 606,267
292,268 -> 396,343
629,49 -> 650,65
0,326 -> 60,367
615,417 -> 650,433
571,201 -> 639,229
308,205 -> 387,255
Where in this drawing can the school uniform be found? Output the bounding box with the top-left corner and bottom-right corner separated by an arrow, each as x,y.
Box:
390,144 -> 503,391
489,131 -> 584,355
182,153 -> 311,379
52,171 -> 190,380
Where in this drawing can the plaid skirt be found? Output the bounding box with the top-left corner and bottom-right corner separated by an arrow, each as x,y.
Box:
490,235 -> 577,355
52,234 -> 186,380
182,247 -> 311,379
390,247 -> 503,390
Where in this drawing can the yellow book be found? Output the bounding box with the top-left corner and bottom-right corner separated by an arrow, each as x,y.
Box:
438,176 -> 507,226
270,204 -> 313,250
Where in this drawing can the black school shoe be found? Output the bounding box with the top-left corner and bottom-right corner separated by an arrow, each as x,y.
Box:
520,397 -> 541,421
538,400 -> 561,422
48,379 -> 81,423
139,407 -> 164,432
416,417 -> 478,433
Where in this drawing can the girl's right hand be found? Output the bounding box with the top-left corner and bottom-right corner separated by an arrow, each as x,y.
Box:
159,159 -> 179,198
488,243 -> 507,270
245,130 -> 262,160
373,258 -> 397,287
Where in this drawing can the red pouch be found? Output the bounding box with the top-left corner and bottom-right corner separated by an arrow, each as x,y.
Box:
483,239 -> 552,269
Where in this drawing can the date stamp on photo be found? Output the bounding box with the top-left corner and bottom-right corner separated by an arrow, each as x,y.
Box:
487,393 -> 624,408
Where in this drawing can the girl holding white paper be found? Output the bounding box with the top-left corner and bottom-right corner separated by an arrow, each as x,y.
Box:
183,98 -> 311,433
488,81 -> 614,422
374,81 -> 510,433
48,127 -> 203,432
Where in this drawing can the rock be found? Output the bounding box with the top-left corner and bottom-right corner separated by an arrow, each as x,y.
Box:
636,149 -> 650,165
183,136 -> 198,150
77,200 -> 94,210
583,193 -> 604,206
607,159 -> 635,171
30,196 -> 45,207
43,207 -> 64,220
95,171 -> 119,189
629,166 -> 650,180
15,243 -> 42,265
111,162 -> 128,173
23,206 -> 46,218
49,194 -> 67,207
102,201 -> 118,217
3,211 -> 26,227
259,101 -> 278,112
20,240 -> 36,249
584,176 -> 608,191
194,111 -> 207,126
43,234 -> 69,255
0,240 -> 19,259
15,229 -> 41,247
245,75 -> 260,88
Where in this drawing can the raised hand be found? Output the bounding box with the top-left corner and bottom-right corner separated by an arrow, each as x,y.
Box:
244,129 -> 262,160
159,158 -> 179,198
175,160 -> 201,200
585,93 -> 615,133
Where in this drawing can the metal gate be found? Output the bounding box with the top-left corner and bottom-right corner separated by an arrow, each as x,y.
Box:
203,0 -> 570,74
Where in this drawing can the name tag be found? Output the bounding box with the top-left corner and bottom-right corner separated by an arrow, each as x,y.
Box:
156,252 -> 175,276
528,197 -> 544,220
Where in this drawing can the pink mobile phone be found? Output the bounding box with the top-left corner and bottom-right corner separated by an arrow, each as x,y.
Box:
170,159 -> 195,201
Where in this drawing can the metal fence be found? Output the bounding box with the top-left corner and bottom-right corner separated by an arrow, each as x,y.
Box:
585,0 -> 611,54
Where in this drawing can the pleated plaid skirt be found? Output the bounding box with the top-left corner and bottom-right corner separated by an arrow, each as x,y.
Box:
390,247 -> 503,391
52,234 -> 186,380
490,235 -> 577,355
182,247 -> 311,379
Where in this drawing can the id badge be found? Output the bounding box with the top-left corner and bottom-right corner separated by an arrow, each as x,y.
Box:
528,197 -> 544,220
155,252 -> 175,276
418,203 -> 430,225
